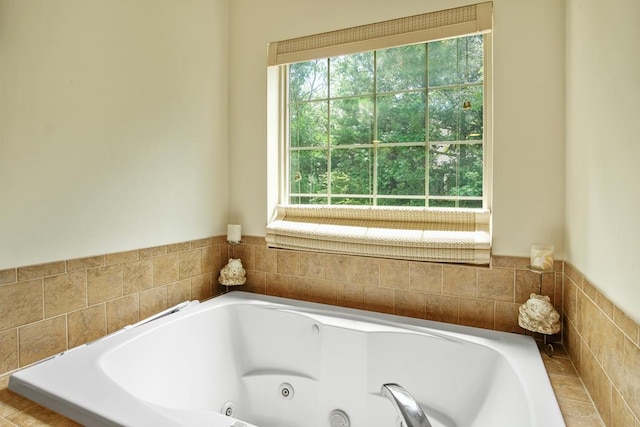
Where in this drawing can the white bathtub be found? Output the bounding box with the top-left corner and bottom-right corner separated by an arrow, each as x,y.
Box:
9,292 -> 565,427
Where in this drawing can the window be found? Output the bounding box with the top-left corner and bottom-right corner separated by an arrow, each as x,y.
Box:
267,3 -> 493,264
288,35 -> 485,208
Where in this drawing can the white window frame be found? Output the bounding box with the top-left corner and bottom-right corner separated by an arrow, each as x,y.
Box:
266,3 -> 493,264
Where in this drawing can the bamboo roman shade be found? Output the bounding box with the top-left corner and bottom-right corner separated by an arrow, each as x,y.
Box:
268,2 -> 492,66
266,205 -> 491,264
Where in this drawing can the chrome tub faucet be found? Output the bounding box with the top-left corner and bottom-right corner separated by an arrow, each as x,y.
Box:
381,383 -> 433,427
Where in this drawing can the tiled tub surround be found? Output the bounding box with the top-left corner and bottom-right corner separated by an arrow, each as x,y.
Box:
563,263 -> 640,426
0,237 -> 230,375
0,236 -> 619,426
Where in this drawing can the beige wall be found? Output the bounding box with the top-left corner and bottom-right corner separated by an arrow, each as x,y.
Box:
2,0 -> 637,325
228,0 -> 566,258
0,0 -> 230,270
565,0 -> 640,323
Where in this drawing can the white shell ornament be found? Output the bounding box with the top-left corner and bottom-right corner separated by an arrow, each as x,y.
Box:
218,258 -> 246,286
518,293 -> 561,335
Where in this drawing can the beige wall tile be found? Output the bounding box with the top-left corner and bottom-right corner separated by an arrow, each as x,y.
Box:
564,319 -> 582,375
44,271 -> 87,318
67,304 -> 106,348
0,280 -> 43,330
395,290 -> 425,319
578,346 -> 596,413
0,330 -> 17,374
123,258 -> 153,295
583,278 -> 598,301
0,269 -> 16,286
621,337 -> 640,419
363,286 -> 393,314
595,290 -> 613,319
106,250 -> 138,265
380,259 -> 410,289
564,262 -> 584,289
17,261 -> 65,281
298,252 -> 325,279
590,362 -> 612,427
191,274 -> 212,301
612,388 -> 636,427
139,287 -> 168,319
494,302 -> 520,333
602,315 -> 626,390
515,269 -> 543,303
212,281 -> 227,298
553,273 -> 563,310
564,278 -> 579,327
350,257 -> 379,286
255,246 -> 277,273
190,238 -> 212,249
581,297 -> 606,363
458,298 -> 493,329
478,268 -> 514,302
139,245 -> 167,258
614,306 -> 639,344
167,242 -> 190,253
66,255 -> 104,272
153,253 -> 179,286
308,279 -> 337,306
287,276 -> 311,301
241,236 -> 262,246
266,273 -> 289,298
540,272 -> 556,302
200,246 -> 217,274
167,279 -> 192,306
233,244 -> 256,272
409,262 -> 442,293
425,294 -> 458,324
179,249 -> 202,280
87,265 -> 123,305
106,294 -> 139,333
276,250 -> 298,276
19,316 -> 66,367
443,265 -> 476,298
337,282 -> 364,310
243,271 -> 266,295
491,255 -> 529,269
325,255 -> 350,283
220,243 -> 232,269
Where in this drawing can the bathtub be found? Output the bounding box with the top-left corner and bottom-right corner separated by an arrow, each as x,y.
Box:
9,292 -> 565,427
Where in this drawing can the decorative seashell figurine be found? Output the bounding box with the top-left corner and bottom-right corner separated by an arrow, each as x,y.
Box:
518,293 -> 561,335
218,258 -> 246,286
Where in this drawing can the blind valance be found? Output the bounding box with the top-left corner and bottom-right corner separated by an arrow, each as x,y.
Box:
266,205 -> 491,264
268,2 -> 492,66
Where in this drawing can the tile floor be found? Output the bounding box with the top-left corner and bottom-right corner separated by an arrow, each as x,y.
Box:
0,344 -> 603,426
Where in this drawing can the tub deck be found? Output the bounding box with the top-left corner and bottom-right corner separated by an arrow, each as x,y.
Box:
4,292 -> 599,426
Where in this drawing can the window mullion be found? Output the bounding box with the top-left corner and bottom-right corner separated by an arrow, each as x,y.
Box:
372,51 -> 378,206
326,58 -> 332,205
424,42 -> 430,207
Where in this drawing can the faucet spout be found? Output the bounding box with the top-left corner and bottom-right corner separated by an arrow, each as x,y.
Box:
381,383 -> 432,427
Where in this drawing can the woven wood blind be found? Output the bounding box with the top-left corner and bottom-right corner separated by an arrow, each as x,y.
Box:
266,205 -> 491,264
268,2 -> 492,66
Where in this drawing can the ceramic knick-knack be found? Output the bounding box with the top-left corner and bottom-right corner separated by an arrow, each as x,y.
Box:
218,258 -> 246,286
518,293 -> 561,335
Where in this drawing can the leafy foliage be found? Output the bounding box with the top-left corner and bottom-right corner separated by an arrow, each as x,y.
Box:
288,35 -> 485,208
